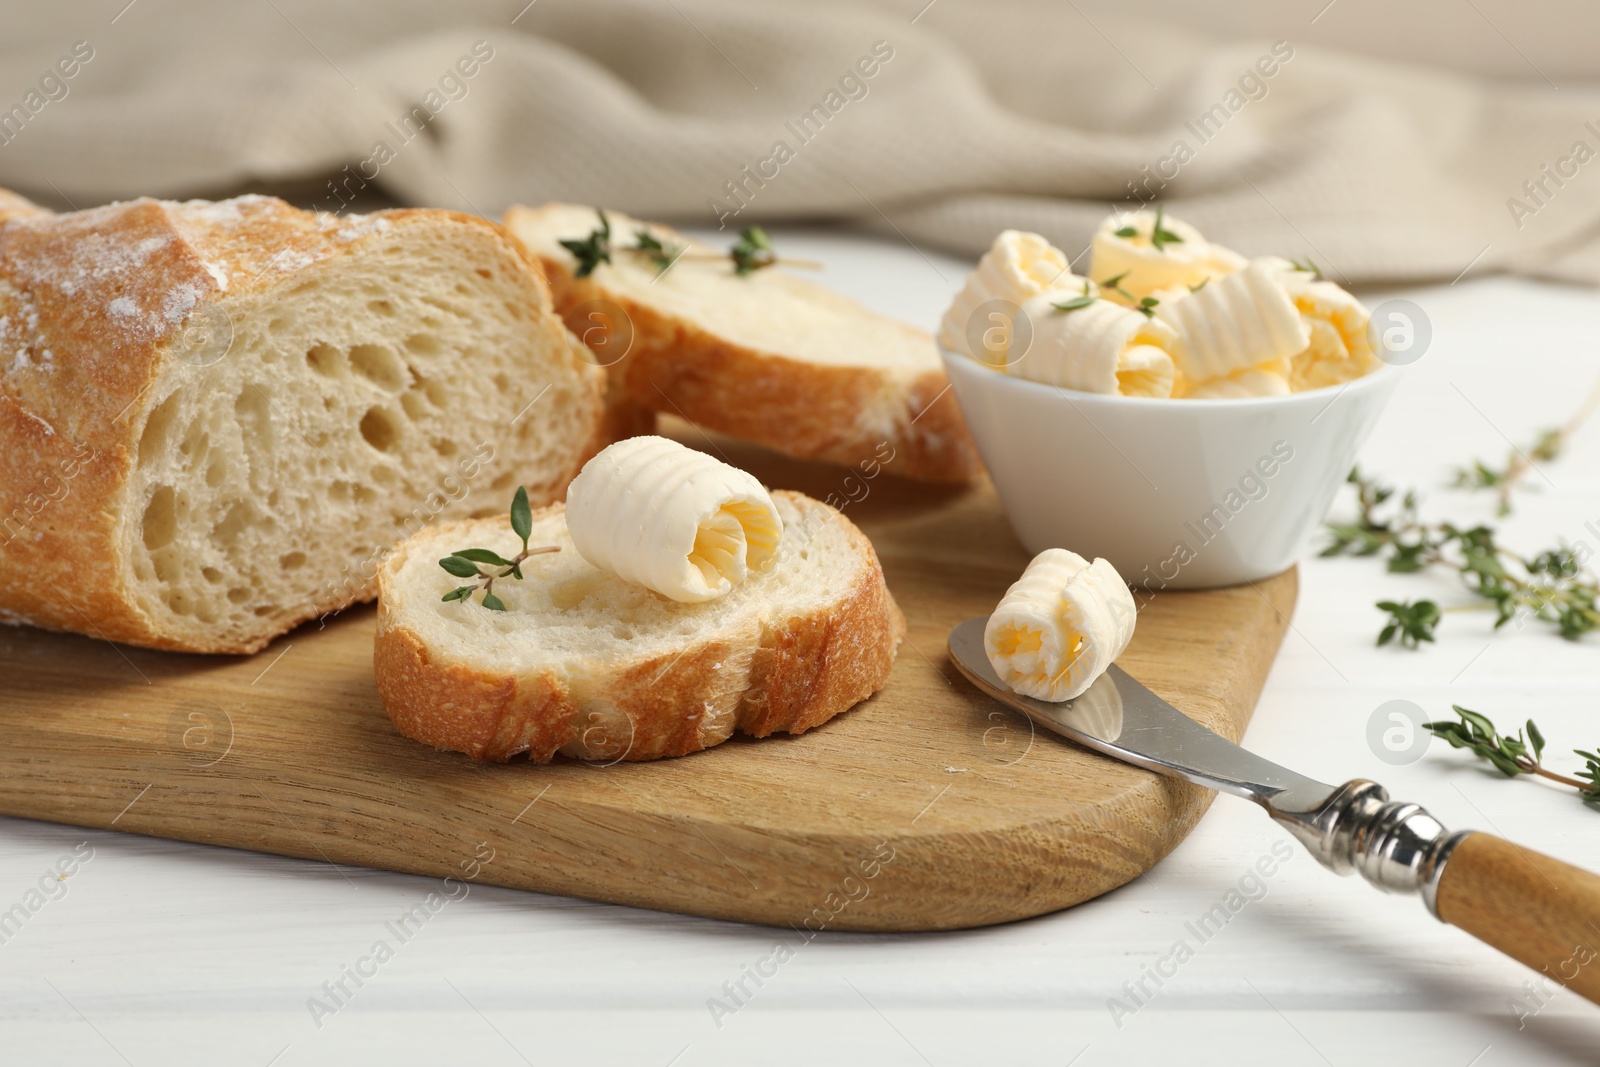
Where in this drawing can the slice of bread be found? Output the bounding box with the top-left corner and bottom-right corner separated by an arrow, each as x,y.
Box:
374,490 -> 904,762
0,192 -> 605,653
502,203 -> 980,485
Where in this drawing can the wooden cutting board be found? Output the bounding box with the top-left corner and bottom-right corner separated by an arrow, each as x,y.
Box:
0,428 -> 1296,932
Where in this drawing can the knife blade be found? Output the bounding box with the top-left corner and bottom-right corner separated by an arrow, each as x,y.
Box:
948,616 -> 1335,816
948,615 -> 1600,1006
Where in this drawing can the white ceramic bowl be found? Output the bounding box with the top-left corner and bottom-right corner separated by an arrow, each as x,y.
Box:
941,346 -> 1402,589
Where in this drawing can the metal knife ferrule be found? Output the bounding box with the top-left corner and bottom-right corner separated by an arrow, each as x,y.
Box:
1262,779 -> 1473,916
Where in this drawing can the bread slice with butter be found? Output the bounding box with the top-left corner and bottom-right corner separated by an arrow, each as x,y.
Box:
502,203 -> 980,485
373,490 -> 904,762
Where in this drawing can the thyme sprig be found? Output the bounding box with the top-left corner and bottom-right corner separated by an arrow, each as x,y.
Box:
561,213 -> 683,278
1113,204 -> 1183,251
1323,467 -> 1599,643
1099,270 -> 1133,298
1426,706 -> 1600,810
561,210 -> 819,279
1288,256 -> 1323,279
1097,271 -> 1160,318
631,229 -> 683,275
1149,205 -> 1183,251
730,226 -> 777,275
1450,373 -> 1600,515
559,211 -> 613,278
1376,598 -> 1440,648
438,487 -> 559,611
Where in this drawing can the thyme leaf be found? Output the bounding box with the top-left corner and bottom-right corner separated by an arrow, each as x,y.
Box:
730,226 -> 777,275
558,210 -> 613,278
1051,280 -> 1097,313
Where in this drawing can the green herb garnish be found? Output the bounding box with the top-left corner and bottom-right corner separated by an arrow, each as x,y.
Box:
559,210 -> 613,278
1324,466 -> 1599,643
438,487 -> 559,611
1288,256 -> 1321,278
1426,707 -> 1600,810
1095,271 -> 1159,317
1576,749 -> 1600,807
574,215 -> 813,280
1099,270 -> 1133,300
1149,205 -> 1183,251
730,226 -> 777,276
631,229 -> 683,276
1376,598 -> 1440,648
1051,280 -> 1096,313
1113,205 -> 1182,251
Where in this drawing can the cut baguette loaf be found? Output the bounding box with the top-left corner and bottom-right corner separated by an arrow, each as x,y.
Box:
374,490 -> 904,762
503,203 -> 980,484
0,190 -> 604,654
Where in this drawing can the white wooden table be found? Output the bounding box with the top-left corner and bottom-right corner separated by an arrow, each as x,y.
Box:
2,229 -> 1597,1066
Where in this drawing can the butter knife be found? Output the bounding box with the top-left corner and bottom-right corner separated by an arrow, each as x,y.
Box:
948,616 -> 1600,1005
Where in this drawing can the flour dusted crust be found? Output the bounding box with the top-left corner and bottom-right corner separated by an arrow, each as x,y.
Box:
373,491 -> 904,762
0,190 -> 605,653
503,203 -> 980,485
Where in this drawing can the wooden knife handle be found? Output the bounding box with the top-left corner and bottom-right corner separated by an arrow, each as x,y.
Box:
1435,832 -> 1600,1004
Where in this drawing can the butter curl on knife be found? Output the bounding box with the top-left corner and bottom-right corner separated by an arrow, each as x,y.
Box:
984,548 -> 1136,702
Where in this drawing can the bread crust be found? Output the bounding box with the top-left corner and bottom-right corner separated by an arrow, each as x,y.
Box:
505,204 -> 980,485
0,189 -> 47,224
0,192 -> 602,653
373,492 -> 905,762
577,377 -> 656,468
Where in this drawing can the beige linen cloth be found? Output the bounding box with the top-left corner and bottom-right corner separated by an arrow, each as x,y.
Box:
3,0 -> 1600,283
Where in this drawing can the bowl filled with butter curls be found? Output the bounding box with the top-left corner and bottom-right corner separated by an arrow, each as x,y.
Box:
938,208 -> 1402,589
